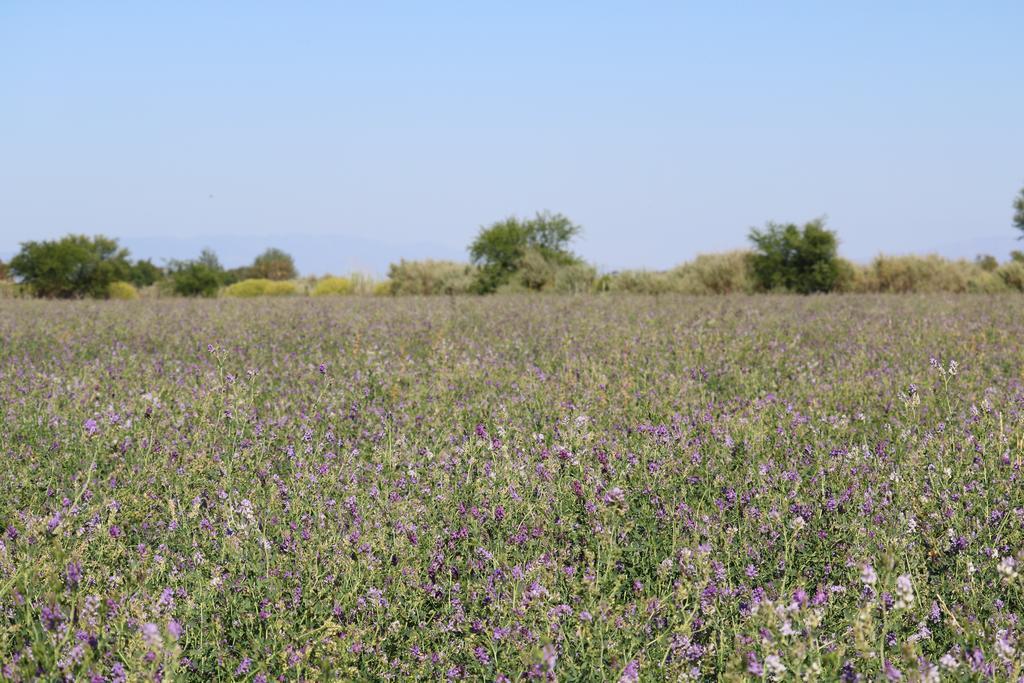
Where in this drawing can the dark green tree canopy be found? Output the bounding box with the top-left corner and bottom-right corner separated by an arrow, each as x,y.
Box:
9,234 -> 131,298
128,259 -> 163,288
748,218 -> 840,294
250,247 -> 297,281
166,248 -> 223,297
469,211 -> 582,293
1014,185 -> 1024,238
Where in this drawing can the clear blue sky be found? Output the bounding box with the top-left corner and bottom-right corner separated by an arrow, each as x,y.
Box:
2,2 -> 1022,275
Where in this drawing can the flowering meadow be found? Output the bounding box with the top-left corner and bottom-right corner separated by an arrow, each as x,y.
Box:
1,295 -> 1022,681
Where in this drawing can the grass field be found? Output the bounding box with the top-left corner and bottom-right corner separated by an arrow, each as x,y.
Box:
1,296 -> 1022,681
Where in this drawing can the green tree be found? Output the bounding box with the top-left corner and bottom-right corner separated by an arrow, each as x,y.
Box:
128,259 -> 163,288
469,211 -> 582,293
975,254 -> 999,272
250,247 -> 297,280
748,218 -> 840,294
166,248 -> 223,297
0,259 -> 8,281
222,266 -> 254,286
9,234 -> 131,298
1014,185 -> 1024,238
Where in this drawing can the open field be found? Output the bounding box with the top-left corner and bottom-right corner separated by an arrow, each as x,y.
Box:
1,295 -> 1022,681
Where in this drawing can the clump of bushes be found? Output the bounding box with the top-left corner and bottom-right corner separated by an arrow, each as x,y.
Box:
670,251 -> 754,294
997,260 -> 1024,291
224,278 -> 297,297
550,262 -> 598,293
862,254 -> 969,293
387,260 -> 477,295
165,249 -> 224,298
856,255 -> 1010,293
107,281 -> 139,300
748,219 -> 840,293
597,270 -> 675,294
10,234 -> 132,298
311,276 -> 355,296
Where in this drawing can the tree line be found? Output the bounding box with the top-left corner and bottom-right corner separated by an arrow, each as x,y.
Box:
4,185 -> 1024,299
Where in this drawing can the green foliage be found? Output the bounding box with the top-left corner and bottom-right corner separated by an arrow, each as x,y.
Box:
1012,250 -> 1024,264
387,259 -> 477,295
863,254 -> 974,293
128,259 -> 163,288
997,260 -> 1024,291
0,281 -> 26,299
311,276 -> 355,296
469,212 -> 582,293
107,281 -> 140,300
1014,185 -> 1024,237
9,234 -> 131,298
0,258 -> 8,281
597,269 -> 676,294
832,257 -> 861,293
250,247 -> 297,281
975,254 -> 999,272
347,272 -> 382,295
221,267 -> 254,287
223,278 -> 298,297
669,251 -> 755,294
748,218 -> 840,293
551,262 -> 598,293
165,248 -> 223,297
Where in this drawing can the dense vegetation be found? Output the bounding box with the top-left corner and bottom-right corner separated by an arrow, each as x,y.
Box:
0,295 -> 1021,680
4,184 -> 1024,298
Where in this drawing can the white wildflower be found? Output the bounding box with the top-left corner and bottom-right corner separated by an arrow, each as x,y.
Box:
860,564 -> 878,587
997,556 -> 1018,583
895,574 -> 914,610
765,654 -> 786,680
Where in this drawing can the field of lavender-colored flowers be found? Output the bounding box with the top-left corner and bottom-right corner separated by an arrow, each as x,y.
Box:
1,295 -> 1022,681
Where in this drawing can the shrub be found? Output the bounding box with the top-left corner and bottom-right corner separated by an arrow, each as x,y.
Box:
224,279 -> 297,297
165,249 -> 224,297
0,282 -> 26,299
965,269 -> 1008,293
670,251 -> 754,294
551,263 -> 598,293
222,267 -> 254,286
865,255 -> 969,293
311,276 -> 355,296
250,248 -> 297,281
10,234 -> 131,298
348,272 -> 380,295
128,259 -> 162,288
976,254 -> 999,272
469,212 -> 582,293
997,261 -> 1024,291
598,270 -> 676,294
107,281 -> 139,300
387,260 -> 476,296
748,219 -> 840,293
